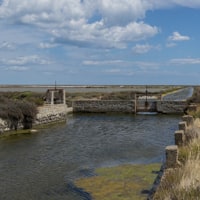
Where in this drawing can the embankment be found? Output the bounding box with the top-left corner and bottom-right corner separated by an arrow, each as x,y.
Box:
149,114 -> 198,199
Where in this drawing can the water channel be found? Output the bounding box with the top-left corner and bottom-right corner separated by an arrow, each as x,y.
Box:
0,113 -> 181,200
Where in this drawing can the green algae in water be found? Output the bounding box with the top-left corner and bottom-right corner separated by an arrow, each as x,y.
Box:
76,163 -> 161,200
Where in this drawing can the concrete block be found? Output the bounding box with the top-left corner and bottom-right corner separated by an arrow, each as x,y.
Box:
179,121 -> 187,132
175,130 -> 185,146
165,145 -> 179,169
182,115 -> 194,127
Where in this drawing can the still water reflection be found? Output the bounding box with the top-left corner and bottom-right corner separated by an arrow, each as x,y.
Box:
0,113 -> 180,200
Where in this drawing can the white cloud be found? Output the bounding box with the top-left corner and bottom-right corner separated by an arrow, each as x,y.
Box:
132,43 -> 160,54
53,21 -> 158,49
4,66 -> 29,71
1,55 -> 51,66
170,58 -> 200,65
0,0 -> 159,49
83,59 -> 124,66
4,0 -> 198,50
39,42 -> 57,49
168,32 -> 190,41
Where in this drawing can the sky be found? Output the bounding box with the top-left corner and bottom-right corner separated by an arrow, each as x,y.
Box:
0,0 -> 200,85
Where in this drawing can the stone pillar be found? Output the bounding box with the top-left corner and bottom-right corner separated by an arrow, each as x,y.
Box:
182,115 -> 194,127
179,121 -> 187,132
165,145 -> 179,169
175,130 -> 185,146
51,91 -> 54,105
187,104 -> 197,113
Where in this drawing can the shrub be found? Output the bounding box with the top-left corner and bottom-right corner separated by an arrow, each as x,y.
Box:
0,98 -> 38,130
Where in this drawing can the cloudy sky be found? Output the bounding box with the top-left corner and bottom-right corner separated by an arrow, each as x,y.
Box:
0,0 -> 200,85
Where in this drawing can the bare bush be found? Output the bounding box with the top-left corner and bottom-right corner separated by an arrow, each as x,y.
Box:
0,98 -> 38,130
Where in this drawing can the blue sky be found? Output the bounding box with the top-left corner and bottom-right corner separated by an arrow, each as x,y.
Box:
0,0 -> 200,85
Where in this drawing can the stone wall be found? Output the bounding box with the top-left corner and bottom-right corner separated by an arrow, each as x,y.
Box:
73,100 -> 188,114
156,100 -> 188,114
73,100 -> 135,113
0,104 -> 70,133
35,104 -> 69,125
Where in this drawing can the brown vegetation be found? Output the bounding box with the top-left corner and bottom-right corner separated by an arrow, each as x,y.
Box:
153,120 -> 200,200
0,92 -> 39,130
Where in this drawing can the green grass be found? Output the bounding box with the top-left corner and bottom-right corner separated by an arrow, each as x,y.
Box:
75,163 -> 161,200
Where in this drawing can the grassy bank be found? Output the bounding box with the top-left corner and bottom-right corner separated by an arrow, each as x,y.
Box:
75,163 -> 161,200
153,120 -> 200,200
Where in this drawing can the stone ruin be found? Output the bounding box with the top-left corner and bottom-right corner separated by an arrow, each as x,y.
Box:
45,88 -> 66,105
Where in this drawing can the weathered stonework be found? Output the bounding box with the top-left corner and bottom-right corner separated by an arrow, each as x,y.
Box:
165,145 -> 179,169
182,115 -> 194,127
35,104 -> 69,125
178,121 -> 187,132
73,100 -> 188,114
175,130 -> 185,146
73,100 -> 135,113
0,105 -> 72,133
157,100 -> 188,114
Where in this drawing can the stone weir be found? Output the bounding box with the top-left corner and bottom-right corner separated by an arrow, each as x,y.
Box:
72,100 -> 188,114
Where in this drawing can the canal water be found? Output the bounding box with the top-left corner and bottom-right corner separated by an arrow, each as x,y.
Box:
0,113 -> 180,200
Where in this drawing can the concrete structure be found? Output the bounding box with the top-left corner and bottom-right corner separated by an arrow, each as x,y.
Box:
165,145 -> 179,169
157,100 -> 188,114
178,121 -> 187,132
175,130 -> 185,146
182,115 -> 194,126
73,100 -> 134,113
0,105 -> 73,133
72,100 -> 188,114
45,88 -> 66,105
35,104 -> 69,125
